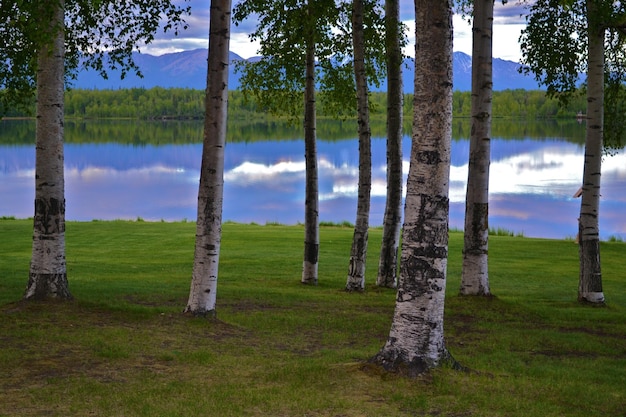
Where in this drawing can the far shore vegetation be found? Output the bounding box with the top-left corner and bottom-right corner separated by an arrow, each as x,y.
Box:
1,219 -> 624,416
1,87 -> 588,121
1,88 -> 590,149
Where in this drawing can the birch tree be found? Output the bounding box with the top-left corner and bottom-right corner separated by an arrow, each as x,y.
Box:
370,0 -> 458,376
520,0 -> 626,304
233,0 -> 337,285
578,0 -> 605,304
233,0 -> 385,286
319,0 -> 385,291
25,1 -> 71,300
345,0 -> 372,291
302,12 -> 320,285
0,0 -> 188,300
376,0 -> 404,289
460,0 -> 494,296
184,0 -> 231,316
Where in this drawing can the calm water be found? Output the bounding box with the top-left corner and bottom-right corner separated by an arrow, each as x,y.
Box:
1,119 -> 625,240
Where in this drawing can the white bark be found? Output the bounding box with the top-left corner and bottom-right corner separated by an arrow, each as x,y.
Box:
460,0 -> 493,296
185,0 -> 231,316
25,1 -> 71,300
371,0 -> 455,376
345,0 -> 371,292
578,0 -> 604,304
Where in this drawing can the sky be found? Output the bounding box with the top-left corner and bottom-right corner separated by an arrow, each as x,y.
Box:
141,1 -> 530,63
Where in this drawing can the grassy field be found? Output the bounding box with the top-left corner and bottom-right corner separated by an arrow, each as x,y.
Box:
0,219 -> 624,417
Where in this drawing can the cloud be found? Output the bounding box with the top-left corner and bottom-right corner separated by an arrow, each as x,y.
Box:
494,2 -> 529,23
138,38 -> 206,56
141,0 -> 528,62
450,6 -> 526,62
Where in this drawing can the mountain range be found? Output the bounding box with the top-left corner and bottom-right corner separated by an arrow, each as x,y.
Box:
72,49 -> 543,92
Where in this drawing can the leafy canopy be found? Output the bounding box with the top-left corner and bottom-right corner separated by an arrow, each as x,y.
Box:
0,0 -> 190,115
519,0 -> 626,148
232,0 -> 396,121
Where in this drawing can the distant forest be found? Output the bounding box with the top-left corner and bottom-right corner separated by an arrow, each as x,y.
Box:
2,87 -> 587,120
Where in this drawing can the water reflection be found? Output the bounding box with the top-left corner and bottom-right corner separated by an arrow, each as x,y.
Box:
1,121 -> 624,240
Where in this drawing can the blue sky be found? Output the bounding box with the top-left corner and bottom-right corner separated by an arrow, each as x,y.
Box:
141,0 -> 529,62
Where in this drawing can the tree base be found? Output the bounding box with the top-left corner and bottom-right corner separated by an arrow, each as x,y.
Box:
376,282 -> 397,289
577,293 -> 606,306
24,273 -> 72,301
182,308 -> 217,318
345,282 -> 365,292
368,348 -> 465,378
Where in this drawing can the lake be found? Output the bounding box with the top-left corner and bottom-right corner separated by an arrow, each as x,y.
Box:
1,119 -> 625,241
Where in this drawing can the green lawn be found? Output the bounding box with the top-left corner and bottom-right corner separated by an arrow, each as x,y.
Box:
1,219 -> 624,416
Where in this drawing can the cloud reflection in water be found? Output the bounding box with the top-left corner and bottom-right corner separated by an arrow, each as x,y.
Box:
1,137 -> 624,240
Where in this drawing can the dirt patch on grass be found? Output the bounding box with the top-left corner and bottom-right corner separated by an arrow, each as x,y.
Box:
123,294 -> 185,308
220,298 -> 287,313
0,299 -> 254,393
530,349 -> 601,358
557,325 -> 624,339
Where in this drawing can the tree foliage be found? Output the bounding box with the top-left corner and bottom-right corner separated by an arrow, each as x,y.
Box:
2,87 -> 589,120
232,0 -> 390,121
0,0 -> 189,115
519,0 -> 587,102
519,0 -> 626,149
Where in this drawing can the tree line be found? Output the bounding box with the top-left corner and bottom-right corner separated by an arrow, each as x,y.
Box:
0,117 -> 587,146
1,87 -> 588,120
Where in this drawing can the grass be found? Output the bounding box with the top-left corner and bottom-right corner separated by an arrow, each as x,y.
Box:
450,226 -> 525,237
0,218 -> 625,417
488,226 -> 525,237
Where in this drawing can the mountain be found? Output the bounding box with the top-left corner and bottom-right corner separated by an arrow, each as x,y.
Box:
450,52 -> 543,91
73,49 -> 225,90
71,49 -> 543,92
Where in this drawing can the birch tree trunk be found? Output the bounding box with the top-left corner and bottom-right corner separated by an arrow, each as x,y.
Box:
370,0 -> 456,376
460,0 -> 493,296
345,0 -> 372,292
25,1 -> 72,300
578,0 -> 604,304
184,0 -> 231,316
376,0 -> 403,289
301,14 -> 320,285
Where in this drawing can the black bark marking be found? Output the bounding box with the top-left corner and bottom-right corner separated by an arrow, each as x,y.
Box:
578,231 -> 603,304
396,288 -> 414,302
368,349 -> 431,378
464,202 -> 489,255
399,312 -> 425,324
416,150 -> 442,165
183,308 -> 217,319
25,272 -> 72,300
369,347 -> 465,378
303,241 -> 319,264
33,197 -> 65,235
